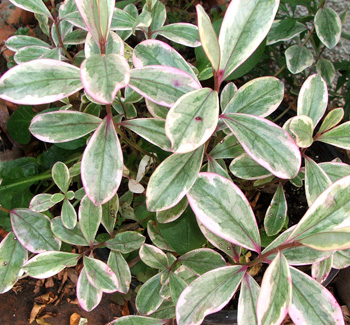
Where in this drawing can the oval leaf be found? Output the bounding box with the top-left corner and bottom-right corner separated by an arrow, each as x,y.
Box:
52,161 -> 70,193
318,107 -> 344,135
289,115 -> 314,148
79,195 -> 102,243
105,231 -> 145,254
9,0 -> 52,18
61,199 -> 77,229
108,251 -> 131,294
317,121 -> 350,150
156,23 -> 200,47
140,244 -> 169,270
285,45 -> 314,74
29,193 -> 56,212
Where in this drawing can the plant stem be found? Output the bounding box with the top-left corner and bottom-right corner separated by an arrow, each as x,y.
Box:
0,206 -> 10,213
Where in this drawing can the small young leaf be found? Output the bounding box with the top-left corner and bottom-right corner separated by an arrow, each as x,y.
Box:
11,209 -> 60,253
81,115 -> 123,206
165,88 -> 219,153
238,274 -> 260,325
317,121 -> 350,150
108,251 -> 131,294
29,193 -> 56,212
52,161 -> 70,193
146,146 -> 204,211
61,199 -> 77,229
176,266 -> 245,325
79,195 -> 102,244
22,251 -> 79,278
156,23 -> 201,47
264,183 -> 288,236
9,0 -> 52,18
220,82 -> 238,112
0,59 -> 83,105
149,1 -> 166,33
0,232 -> 27,294
285,45 -> 314,74
224,77 -> 284,117
317,108 -> 344,135
83,256 -> 119,293
85,31 -> 124,57
256,253 -> 292,325
315,7 -> 342,49
101,195 -> 118,234
289,115 -> 314,148
297,74 -> 328,128
77,267 -> 103,311
312,255 -> 333,283
105,231 -> 145,253
207,157 -> 231,179
187,173 -> 261,252
316,58 -> 336,86
140,244 -> 169,270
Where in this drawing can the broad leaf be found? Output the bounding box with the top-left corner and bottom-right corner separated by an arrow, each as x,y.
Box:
108,251 -> 131,294
79,195 -> 102,243
52,161 -> 70,193
29,111 -> 102,143
224,77 -> 284,117
187,172 -> 261,252
267,19 -> 306,45
289,115 -> 314,148
305,156 -> 332,206
0,59 -> 82,105
317,108 -> 344,135
218,0 -> 279,80
156,196 -> 188,223
315,8 -> 342,49
83,256 -> 119,293
51,216 -> 89,246
129,66 -> 201,107
319,161 -> 350,182
289,266 -> 344,324
297,74 -> 328,128
77,267 -> 103,311
317,121 -> 350,150
6,35 -> 50,51
165,88 -> 219,153
264,183 -> 287,236
238,274 -> 260,325
0,232 -> 27,294
316,58 -> 336,86
22,251 -> 79,278
136,272 -> 164,315
81,115 -> 123,205
156,23 -> 201,47
11,209 -> 60,253
147,221 -> 175,252
285,45 -> 314,74
81,54 -> 130,104
140,244 -> 168,270
176,266 -> 245,325
222,113 -> 301,179
110,8 -> 135,31
209,134 -> 244,159
109,316 -> 165,325
9,0 -> 52,18
256,253 -> 292,325
133,40 -> 197,80
61,199 -> 77,229
196,5 -> 220,71
14,46 -> 51,64
121,118 -> 171,151
29,193 -> 56,212
146,146 -> 204,211
105,231 -> 145,253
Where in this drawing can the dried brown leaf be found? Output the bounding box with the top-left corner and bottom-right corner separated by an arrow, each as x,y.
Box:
70,313 -> 81,325
29,304 -> 46,323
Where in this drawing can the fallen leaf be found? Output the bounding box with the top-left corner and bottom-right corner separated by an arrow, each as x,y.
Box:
67,268 -> 78,285
70,313 -> 81,325
29,304 -> 46,324
45,278 -> 55,288
67,298 -> 79,305
36,313 -> 53,325
35,292 -> 57,305
122,300 -> 130,316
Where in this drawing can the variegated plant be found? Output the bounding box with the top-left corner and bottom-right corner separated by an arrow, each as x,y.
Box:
0,0 -> 349,324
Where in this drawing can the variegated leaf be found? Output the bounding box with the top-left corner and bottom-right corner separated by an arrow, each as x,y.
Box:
156,23 -> 201,47
317,121 -> 350,150
317,108 -> 344,135
105,231 -> 145,253
289,115 -> 314,148
51,216 -> 88,246
238,274 -> 260,325
79,195 -> 102,243
312,255 -> 333,283
9,0 -> 52,18
140,244 -> 168,270
108,251 -> 131,294
285,45 -> 313,74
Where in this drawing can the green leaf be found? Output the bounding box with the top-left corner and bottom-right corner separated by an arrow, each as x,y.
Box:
156,23 -> 201,47
238,274 -> 260,325
267,18 -> 306,45
288,115 -> 314,148
108,251 -> 131,294
149,1 -> 166,33
285,45 -> 314,74
289,266 -> 343,324
305,156 -> 332,206
196,5 -> 220,71
75,0 -> 114,44
169,272 -> 187,305
223,113 -> 301,179
256,253 -> 292,325
315,7 -> 342,49
0,59 -> 83,105
156,196 -> 188,224
52,161 -> 70,193
136,272 -> 163,315
176,266 -> 245,325
224,77 -> 284,117
140,244 -> 169,270
165,88 -> 219,153
9,0 -> 52,18
220,82 -> 237,112
146,146 -> 204,211
188,172 -> 260,252
297,74 -> 328,128
317,121 -> 350,150
29,193 -> 56,212
121,118 -> 171,151
133,40 -> 197,80
319,161 -> 350,182
207,157 -> 231,180
6,35 -> 50,51
77,267 -> 103,311
81,54 -> 130,104
147,221 -> 174,252
316,58 -> 336,86
312,255 -> 332,283
158,206 -> 206,255
30,111 -> 101,143
109,316 -> 165,325
0,232 -> 27,294
63,29 -> 88,45
102,195 -> 118,234
14,46 -> 51,64
333,249 -> 350,269
85,31 -> 124,58
145,99 -> 169,119
51,193 -> 65,204
10,209 -> 60,253
129,66 -> 201,107
51,216 -> 89,246
288,175 -> 350,249
105,231 -> 145,253
229,153 -> 272,180
81,115 -> 123,206
22,251 -> 79,278
317,108 -> 344,135
218,0 -> 279,80
83,256 -> 119,293
179,248 -> 226,275
61,199 -> 77,229
79,195 -> 102,244
209,134 -> 244,159
264,183 -> 288,236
